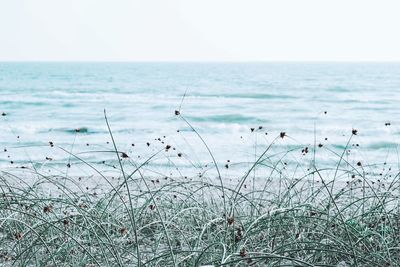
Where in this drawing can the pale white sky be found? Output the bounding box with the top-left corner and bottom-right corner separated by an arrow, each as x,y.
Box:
1,0 -> 399,61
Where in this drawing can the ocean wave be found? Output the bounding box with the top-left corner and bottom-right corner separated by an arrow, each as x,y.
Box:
49,127 -> 106,134
190,93 -> 297,100
366,142 -> 399,149
327,86 -> 350,92
186,114 -> 268,123
0,100 -> 48,106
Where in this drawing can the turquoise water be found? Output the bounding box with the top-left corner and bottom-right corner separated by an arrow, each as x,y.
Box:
1,62 -> 400,175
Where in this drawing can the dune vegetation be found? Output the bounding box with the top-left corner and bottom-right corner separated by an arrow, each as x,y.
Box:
1,112 -> 399,267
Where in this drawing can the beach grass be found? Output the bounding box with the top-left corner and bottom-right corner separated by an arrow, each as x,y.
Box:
0,112 -> 399,267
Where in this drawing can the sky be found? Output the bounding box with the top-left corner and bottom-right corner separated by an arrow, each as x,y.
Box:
0,0 -> 400,61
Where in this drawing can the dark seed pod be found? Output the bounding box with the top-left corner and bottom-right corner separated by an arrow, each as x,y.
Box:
240,248 -> 247,258
15,232 -> 23,240
43,205 -> 53,214
119,227 -> 128,236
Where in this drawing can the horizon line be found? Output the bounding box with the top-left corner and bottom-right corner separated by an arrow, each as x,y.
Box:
1,60 -> 400,63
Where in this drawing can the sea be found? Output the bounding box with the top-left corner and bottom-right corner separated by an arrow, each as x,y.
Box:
1,62 -> 400,179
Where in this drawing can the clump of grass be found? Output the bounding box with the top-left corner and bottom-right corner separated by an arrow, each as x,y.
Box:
0,112 -> 399,267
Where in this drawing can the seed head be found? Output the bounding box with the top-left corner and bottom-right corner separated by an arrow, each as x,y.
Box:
43,205 -> 53,214
119,227 -> 128,236
240,248 -> 247,258
15,232 -> 23,240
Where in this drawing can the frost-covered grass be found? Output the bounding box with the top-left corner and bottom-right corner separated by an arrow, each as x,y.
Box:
1,113 -> 399,266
